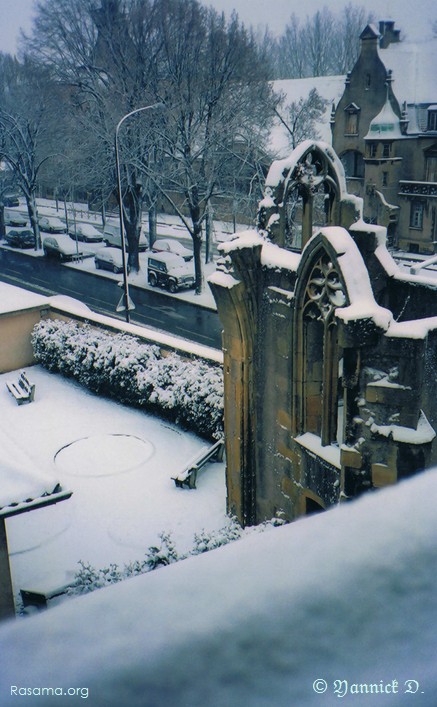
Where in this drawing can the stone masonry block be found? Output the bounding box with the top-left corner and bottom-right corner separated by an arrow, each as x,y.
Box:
372,463 -> 397,487
340,447 -> 362,469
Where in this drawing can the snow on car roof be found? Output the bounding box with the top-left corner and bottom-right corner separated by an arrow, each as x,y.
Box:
149,250 -> 185,262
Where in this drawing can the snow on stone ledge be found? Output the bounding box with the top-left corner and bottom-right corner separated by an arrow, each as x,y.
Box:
261,241 -> 301,272
217,229 -> 264,254
0,284 -> 48,315
295,432 -> 340,468
370,410 -> 436,445
386,317 -> 437,340
319,227 -> 393,330
0,282 -> 223,365
208,271 -> 241,289
0,467 -> 436,705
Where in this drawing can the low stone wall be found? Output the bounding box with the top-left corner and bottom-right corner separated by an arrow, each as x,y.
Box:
0,299 -> 222,375
0,306 -> 47,374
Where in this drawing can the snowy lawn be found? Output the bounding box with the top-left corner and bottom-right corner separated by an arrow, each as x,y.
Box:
1,365 -> 227,598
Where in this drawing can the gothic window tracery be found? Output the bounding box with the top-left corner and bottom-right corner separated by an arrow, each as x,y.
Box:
298,251 -> 347,446
284,151 -> 336,251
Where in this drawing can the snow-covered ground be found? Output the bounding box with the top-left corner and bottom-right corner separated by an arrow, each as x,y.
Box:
1,365 -> 227,600
0,463 -> 435,705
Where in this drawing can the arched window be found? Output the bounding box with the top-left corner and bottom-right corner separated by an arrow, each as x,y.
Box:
296,249 -> 347,446
258,143 -> 346,251
340,150 -> 365,179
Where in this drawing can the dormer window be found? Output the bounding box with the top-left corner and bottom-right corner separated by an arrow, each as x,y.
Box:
428,109 -> 437,132
344,103 -> 360,136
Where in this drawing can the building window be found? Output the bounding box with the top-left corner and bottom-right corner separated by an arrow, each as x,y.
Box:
367,143 -> 377,158
428,111 -> 437,131
410,201 -> 424,229
340,150 -> 364,178
382,143 -> 391,158
425,154 -> 437,182
382,171 -> 388,187
365,73 -> 371,89
345,112 -> 358,135
344,104 -> 360,136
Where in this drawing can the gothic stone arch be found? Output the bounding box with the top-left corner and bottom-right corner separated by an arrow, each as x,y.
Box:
293,236 -> 349,447
210,141 -> 437,527
257,141 -> 353,250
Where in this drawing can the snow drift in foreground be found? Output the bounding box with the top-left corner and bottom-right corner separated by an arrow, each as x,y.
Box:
1,468 -> 436,706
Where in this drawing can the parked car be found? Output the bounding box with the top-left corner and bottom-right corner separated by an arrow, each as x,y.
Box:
102,222 -> 148,251
43,235 -> 83,261
69,223 -> 103,243
94,247 -> 128,274
3,194 -> 20,207
151,238 -> 193,261
4,209 -> 27,227
39,216 -> 67,233
147,252 -> 195,292
4,229 -> 35,249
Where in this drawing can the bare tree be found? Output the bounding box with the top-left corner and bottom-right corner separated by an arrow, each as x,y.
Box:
264,5 -> 372,79
304,8 -> 337,77
136,2 -> 275,292
334,3 -> 372,73
0,58 -> 62,249
277,15 -> 306,79
274,88 -> 329,151
22,0 -> 160,271
22,0 -> 274,285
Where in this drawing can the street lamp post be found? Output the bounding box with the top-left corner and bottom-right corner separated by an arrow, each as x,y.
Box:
114,102 -> 164,323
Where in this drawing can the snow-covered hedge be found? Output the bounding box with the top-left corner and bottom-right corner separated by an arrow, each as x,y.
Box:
31,319 -> 223,438
69,517 -> 284,597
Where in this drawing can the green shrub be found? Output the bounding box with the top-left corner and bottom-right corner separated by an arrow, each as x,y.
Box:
31,319 -> 223,438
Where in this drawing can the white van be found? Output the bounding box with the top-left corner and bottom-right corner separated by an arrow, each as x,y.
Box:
103,222 -> 148,251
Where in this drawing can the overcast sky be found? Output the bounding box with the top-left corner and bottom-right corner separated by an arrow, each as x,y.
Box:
0,0 -> 435,56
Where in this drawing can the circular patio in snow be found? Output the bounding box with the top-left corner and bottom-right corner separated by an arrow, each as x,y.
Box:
54,434 -> 155,477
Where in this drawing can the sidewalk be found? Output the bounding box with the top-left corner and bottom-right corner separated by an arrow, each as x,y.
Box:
2,197 -> 239,310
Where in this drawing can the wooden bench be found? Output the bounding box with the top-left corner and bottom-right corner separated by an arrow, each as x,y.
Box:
20,581 -> 72,612
6,371 -> 36,405
172,439 -> 224,489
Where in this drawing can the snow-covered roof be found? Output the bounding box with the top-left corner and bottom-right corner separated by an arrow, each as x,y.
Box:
271,76 -> 345,157
365,95 -> 403,139
0,429 -> 64,514
0,466 -> 435,704
380,39 -> 437,106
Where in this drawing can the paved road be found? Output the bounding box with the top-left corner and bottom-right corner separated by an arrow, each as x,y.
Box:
0,248 -> 222,349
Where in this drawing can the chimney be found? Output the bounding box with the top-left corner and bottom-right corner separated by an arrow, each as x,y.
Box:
379,21 -> 401,49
